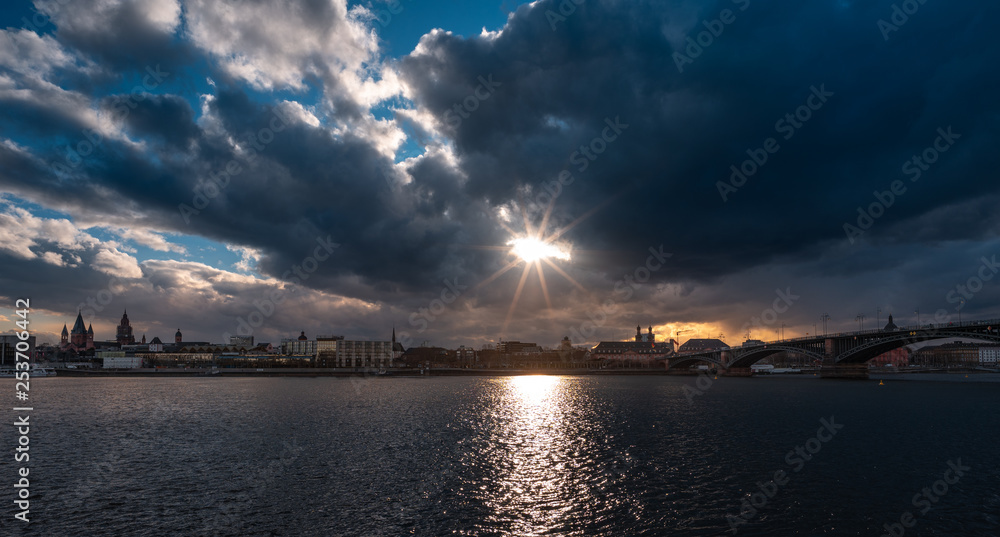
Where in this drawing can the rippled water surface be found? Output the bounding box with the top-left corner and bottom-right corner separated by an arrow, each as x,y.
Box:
3,375 -> 999,536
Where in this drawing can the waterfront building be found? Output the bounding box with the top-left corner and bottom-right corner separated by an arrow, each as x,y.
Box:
456,345 -> 476,367
679,338 -> 728,353
282,331 -> 317,356
99,351 -> 143,369
979,346 -> 1000,366
315,335 -> 343,367
60,311 -> 95,353
116,310 -> 136,346
335,339 -> 394,368
229,335 -> 254,347
498,340 -> 542,355
1,334 -> 36,366
912,341 -> 980,367
400,346 -> 452,367
592,325 -> 677,365
870,347 -> 910,367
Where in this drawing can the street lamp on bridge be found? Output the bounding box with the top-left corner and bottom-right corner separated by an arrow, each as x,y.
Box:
856,313 -> 866,331
959,299 -> 965,325
915,309 -> 920,328
821,314 -> 830,336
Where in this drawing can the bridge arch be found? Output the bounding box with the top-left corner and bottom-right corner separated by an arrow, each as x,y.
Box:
728,346 -> 826,369
667,355 -> 727,370
835,330 -> 1000,363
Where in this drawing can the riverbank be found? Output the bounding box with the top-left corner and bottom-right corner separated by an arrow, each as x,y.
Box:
50,367 -> 673,377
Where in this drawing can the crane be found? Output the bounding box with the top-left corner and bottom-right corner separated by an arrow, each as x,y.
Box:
672,329 -> 692,353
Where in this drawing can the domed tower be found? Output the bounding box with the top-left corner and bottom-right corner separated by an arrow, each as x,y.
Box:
298,331 -> 307,341
175,329 -> 182,344
116,310 -> 135,346
635,324 -> 642,342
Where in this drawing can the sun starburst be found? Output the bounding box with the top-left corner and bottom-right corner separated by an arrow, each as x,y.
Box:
507,237 -> 571,262
467,193 -> 601,338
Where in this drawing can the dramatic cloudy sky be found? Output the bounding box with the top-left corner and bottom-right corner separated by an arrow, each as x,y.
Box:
1,0 -> 998,348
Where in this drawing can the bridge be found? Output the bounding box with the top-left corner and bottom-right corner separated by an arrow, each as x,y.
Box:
661,318 -> 1000,378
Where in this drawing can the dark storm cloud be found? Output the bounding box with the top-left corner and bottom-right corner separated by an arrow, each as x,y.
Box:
33,0 -> 195,74
109,93 -> 199,147
0,82 -> 493,298
399,0 -> 1000,282
3,0 -> 1000,346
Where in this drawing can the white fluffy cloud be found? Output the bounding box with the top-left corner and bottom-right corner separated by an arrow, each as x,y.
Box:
111,227 -> 187,254
36,0 -> 182,37
0,29 -> 78,77
184,0 -> 375,93
92,247 -> 144,278
0,203 -> 100,259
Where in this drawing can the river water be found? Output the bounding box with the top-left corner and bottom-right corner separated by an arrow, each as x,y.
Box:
2,375 -> 998,536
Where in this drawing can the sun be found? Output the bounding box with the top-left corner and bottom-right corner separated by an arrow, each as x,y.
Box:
507,237 -> 571,262
469,190 -> 611,338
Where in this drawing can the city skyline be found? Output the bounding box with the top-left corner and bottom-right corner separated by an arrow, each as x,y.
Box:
2,1 -> 999,349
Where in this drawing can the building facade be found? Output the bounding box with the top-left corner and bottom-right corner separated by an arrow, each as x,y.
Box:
282,332 -> 317,356
980,346 -> 1000,366
335,340 -> 394,368
60,311 -> 95,353
116,310 -> 136,346
912,342 -> 980,367
592,325 -> 677,365
1,335 -> 36,367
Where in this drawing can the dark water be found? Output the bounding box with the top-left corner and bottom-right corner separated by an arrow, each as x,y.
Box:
2,375 -> 998,536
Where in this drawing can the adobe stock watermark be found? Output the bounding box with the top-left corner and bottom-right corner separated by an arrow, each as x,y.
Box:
205,439 -> 304,535
222,234 -> 340,341
63,396 -> 186,514
879,459 -> 969,537
179,106 -> 293,224
444,75 -> 501,129
739,288 -> 801,340
18,0 -> 68,34
76,276 -> 128,323
939,255 -> 999,320
567,245 -> 672,344
726,416 -> 845,534
683,369 -> 718,403
371,0 -> 412,28
523,116 -> 629,215
50,64 -> 170,177
878,0 -> 930,41
545,0 -> 585,30
717,84 -> 834,202
685,287 -> 799,403
843,126 -> 960,244
673,0 -> 750,73
395,277 -> 468,349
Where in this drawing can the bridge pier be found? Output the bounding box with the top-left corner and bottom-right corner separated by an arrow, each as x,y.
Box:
819,364 -> 869,379
721,367 -> 752,377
